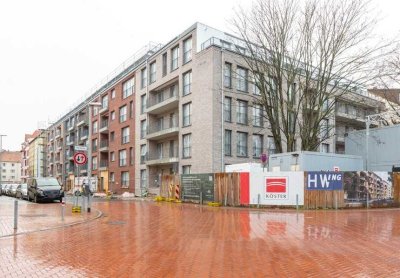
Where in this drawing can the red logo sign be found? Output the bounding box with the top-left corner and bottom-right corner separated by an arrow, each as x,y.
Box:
265,177 -> 288,199
73,152 -> 87,165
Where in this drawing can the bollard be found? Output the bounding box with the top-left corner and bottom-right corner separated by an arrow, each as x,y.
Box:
200,192 -> 203,205
82,195 -> 86,212
87,195 -> 91,213
257,194 -> 260,209
296,194 -> 299,211
224,187 -> 228,207
61,197 -> 65,221
335,192 -> 338,210
14,200 -> 18,230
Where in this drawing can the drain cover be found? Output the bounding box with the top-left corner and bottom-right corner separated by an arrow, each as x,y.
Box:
107,220 -> 126,225
20,214 -> 48,217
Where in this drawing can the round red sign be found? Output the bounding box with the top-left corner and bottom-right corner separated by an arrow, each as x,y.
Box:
73,152 -> 87,165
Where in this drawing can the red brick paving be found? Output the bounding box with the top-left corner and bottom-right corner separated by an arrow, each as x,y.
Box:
1,200 -> 400,277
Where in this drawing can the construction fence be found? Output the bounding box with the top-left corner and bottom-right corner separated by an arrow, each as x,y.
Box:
158,171 -> 400,209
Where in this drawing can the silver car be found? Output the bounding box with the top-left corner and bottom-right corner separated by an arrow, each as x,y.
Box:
8,184 -> 18,197
16,184 -> 28,199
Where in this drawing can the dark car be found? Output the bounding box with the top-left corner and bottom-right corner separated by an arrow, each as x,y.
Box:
16,184 -> 28,200
27,177 -> 64,203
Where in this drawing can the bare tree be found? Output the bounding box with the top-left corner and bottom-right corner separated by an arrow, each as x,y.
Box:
231,0 -> 394,153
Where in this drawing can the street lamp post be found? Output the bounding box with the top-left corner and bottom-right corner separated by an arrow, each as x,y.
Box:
0,134 -> 6,186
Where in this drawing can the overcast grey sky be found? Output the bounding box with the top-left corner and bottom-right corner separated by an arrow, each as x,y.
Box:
0,0 -> 399,151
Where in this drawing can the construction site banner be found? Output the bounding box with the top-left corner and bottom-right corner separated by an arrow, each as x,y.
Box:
181,174 -> 214,203
343,171 -> 394,206
249,172 -> 304,206
306,172 -> 343,190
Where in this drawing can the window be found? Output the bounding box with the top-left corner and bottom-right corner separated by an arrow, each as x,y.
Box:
93,121 -> 98,133
140,170 -> 147,188
237,100 -> 248,125
92,156 -> 97,170
141,68 -> 147,89
119,105 -> 127,122
320,143 -> 329,153
253,73 -> 261,95
130,101 -> 134,119
121,172 -> 129,188
140,144 -> 147,164
130,147 -> 134,166
268,136 -> 276,154
224,63 -> 232,88
323,99 -> 329,111
253,104 -> 263,127
183,37 -> 192,64
182,165 -> 191,174
321,119 -> 329,139
183,134 -> 191,158
110,172 -> 115,182
141,95 -> 147,114
288,83 -> 296,104
123,78 -> 134,98
224,130 -> 232,156
149,62 -> 156,83
110,132 -> 115,142
224,97 -> 232,122
110,152 -> 115,162
162,53 -> 167,77
119,150 -> 127,166
111,111 -> 115,121
237,67 -> 248,92
253,134 -> 263,158
289,112 -> 295,133
122,127 -> 130,144
171,45 -> 179,71
101,94 -> 109,109
183,71 -> 192,96
140,120 -> 147,139
237,132 -> 248,157
182,102 -> 192,127
93,106 -> 98,116
111,89 -> 115,99
92,139 -> 98,152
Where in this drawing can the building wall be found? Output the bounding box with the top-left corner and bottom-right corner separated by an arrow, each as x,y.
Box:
0,151 -> 22,184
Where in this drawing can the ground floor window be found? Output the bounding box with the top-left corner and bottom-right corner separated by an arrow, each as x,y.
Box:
121,171 -> 129,188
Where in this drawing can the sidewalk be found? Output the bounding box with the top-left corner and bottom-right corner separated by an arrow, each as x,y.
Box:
0,196 -> 101,237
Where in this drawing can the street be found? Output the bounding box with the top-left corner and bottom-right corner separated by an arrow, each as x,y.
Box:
1,197 -> 400,277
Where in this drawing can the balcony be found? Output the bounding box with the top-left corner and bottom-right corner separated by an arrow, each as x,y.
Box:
99,140 -> 109,152
99,160 -> 108,170
80,130 -> 89,141
99,105 -> 109,115
146,89 -> 179,115
55,130 -> 61,139
146,147 -> 179,166
68,123 -> 75,131
335,107 -> 369,126
77,117 -> 88,127
335,134 -> 345,143
99,119 -> 109,133
66,138 -> 75,145
146,118 -> 179,140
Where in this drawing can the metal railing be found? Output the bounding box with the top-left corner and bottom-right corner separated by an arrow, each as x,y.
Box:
100,160 -> 108,168
100,140 -> 109,148
147,86 -> 178,108
100,119 -> 109,129
147,117 -> 179,135
148,146 -> 179,161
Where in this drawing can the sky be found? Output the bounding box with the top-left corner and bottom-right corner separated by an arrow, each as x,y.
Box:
0,0 -> 399,151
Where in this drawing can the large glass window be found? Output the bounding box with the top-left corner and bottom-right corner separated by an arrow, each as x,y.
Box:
182,102 -> 192,127
182,165 -> 191,174
119,149 -> 127,166
320,143 -> 329,153
253,104 -> 263,127
101,94 -> 109,109
253,73 -> 261,95
183,134 -> 191,158
236,100 -> 248,125
224,63 -> 232,88
237,66 -> 248,92
140,144 -> 147,164
92,156 -> 97,170
93,121 -> 98,133
253,134 -> 263,158
140,170 -> 147,188
149,62 -> 156,84
237,132 -> 248,157
224,97 -> 232,122
183,37 -> 192,64
121,127 -> 130,144
171,45 -> 179,71
123,78 -> 134,98
183,71 -> 192,96
141,68 -> 147,89
162,53 -> 167,77
121,171 -> 129,188
288,83 -> 296,104
140,120 -> 147,139
119,105 -> 127,123
268,136 -> 276,154
141,95 -> 147,114
224,130 -> 232,156
321,119 -> 329,139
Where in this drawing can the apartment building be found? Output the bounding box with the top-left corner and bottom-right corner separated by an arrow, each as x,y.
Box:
27,130 -> 47,178
0,151 -> 21,184
43,22 -> 384,195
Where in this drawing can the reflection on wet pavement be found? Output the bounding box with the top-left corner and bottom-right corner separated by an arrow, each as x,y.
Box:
1,200 -> 400,277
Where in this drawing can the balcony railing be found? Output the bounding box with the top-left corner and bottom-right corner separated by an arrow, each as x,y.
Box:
147,117 -> 179,135
100,160 -> 108,168
100,140 -> 109,149
80,129 -> 89,140
148,146 -> 179,161
100,119 -> 109,130
147,87 -> 178,108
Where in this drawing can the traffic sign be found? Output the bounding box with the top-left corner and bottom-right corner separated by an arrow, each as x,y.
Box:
74,145 -> 88,151
73,152 -> 87,165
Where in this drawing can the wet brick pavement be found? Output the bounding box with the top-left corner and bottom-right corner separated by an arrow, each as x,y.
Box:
1,199 -> 400,277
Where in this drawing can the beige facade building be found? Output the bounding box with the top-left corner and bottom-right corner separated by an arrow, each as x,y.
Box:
0,151 -> 21,184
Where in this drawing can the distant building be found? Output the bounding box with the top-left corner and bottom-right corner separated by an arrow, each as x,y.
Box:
0,151 -> 21,184
22,130 -> 47,179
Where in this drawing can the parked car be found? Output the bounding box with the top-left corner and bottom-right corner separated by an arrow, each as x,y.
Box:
27,177 -> 64,203
0,184 -> 2,196
2,184 -> 8,195
15,184 -> 28,200
6,184 -> 14,196
9,184 -> 19,197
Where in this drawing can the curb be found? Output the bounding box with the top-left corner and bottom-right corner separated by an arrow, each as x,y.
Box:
0,208 -> 103,239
